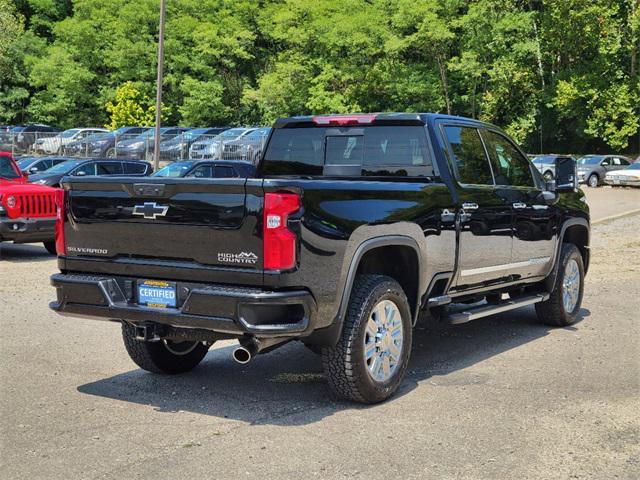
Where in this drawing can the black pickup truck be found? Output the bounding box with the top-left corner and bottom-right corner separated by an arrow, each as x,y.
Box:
50,113 -> 589,403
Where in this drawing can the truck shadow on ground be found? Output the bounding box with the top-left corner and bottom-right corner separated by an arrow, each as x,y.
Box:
0,243 -> 55,262
78,306 -> 590,426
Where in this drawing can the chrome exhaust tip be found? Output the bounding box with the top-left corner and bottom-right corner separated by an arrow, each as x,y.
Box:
232,346 -> 253,364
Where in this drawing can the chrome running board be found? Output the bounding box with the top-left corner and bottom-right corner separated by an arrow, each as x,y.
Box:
444,293 -> 549,325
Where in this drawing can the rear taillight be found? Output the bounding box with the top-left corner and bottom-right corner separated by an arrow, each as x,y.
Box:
263,192 -> 300,270
55,189 -> 66,255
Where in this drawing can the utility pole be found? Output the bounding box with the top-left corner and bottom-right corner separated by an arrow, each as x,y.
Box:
153,0 -> 166,171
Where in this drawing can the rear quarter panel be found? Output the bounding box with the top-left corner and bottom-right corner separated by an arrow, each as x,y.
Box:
262,177 -> 457,329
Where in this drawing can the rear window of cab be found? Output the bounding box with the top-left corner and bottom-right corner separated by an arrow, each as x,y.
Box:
262,126 -> 434,177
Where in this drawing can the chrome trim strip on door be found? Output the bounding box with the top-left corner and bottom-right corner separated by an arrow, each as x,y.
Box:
460,257 -> 551,277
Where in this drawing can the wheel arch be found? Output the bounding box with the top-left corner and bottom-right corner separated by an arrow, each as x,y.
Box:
546,217 -> 590,291
309,236 -> 426,347
355,243 -> 421,320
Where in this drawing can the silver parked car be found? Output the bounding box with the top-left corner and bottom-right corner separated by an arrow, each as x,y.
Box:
577,155 -> 633,187
189,128 -> 256,160
530,154 -> 576,181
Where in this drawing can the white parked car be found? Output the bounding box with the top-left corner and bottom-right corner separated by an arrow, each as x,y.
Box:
32,128 -> 109,154
189,128 -> 256,160
604,162 -> 640,187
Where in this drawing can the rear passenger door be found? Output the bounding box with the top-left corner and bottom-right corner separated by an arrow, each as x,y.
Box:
441,123 -> 513,289
480,128 -> 558,278
610,157 -> 628,172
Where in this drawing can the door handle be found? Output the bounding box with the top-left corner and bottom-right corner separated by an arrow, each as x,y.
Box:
512,202 -> 527,209
461,202 -> 479,210
440,209 -> 456,223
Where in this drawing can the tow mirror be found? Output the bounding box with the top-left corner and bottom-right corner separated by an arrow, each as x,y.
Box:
545,179 -> 556,192
555,157 -> 577,191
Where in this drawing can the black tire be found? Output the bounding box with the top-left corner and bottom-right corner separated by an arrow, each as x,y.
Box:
536,243 -> 584,327
121,323 -> 210,374
543,170 -> 555,181
304,343 -> 322,355
43,241 -> 57,255
588,173 -> 599,188
322,274 -> 412,403
105,147 -> 115,158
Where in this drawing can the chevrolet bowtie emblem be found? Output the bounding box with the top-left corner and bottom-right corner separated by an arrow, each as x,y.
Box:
132,202 -> 169,219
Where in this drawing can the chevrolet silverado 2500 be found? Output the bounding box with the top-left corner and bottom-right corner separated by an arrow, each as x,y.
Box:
50,113 -> 589,403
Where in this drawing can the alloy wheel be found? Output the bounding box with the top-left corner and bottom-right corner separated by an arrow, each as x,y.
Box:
562,258 -> 580,313
363,299 -> 404,382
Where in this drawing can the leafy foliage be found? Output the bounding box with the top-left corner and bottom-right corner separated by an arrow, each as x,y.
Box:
0,0 -> 638,152
105,81 -> 170,129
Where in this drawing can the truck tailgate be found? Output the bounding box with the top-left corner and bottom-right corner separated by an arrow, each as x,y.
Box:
62,177 -> 264,273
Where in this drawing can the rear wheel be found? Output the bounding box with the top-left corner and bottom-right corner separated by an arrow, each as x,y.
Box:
322,274 -> 412,403
536,243 -> 584,327
588,173 -> 599,188
105,147 -> 115,158
43,241 -> 57,255
121,323 -> 210,374
543,170 -> 555,181
304,343 -> 322,355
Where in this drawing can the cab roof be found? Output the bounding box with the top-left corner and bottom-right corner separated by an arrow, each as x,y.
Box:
272,112 -> 489,128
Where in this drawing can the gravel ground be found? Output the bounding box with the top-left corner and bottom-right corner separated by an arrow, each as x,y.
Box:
1,199 -> 639,480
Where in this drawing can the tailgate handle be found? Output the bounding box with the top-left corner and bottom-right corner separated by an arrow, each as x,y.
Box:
134,184 -> 166,197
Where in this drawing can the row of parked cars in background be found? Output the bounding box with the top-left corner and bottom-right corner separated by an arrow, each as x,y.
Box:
12,155 -> 257,188
530,153 -> 640,187
0,124 -> 272,163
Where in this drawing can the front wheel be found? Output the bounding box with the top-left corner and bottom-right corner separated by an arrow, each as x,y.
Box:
322,274 -> 412,403
588,174 -> 599,188
543,170 -> 555,181
105,147 -> 116,158
122,323 -> 211,374
536,243 -> 584,327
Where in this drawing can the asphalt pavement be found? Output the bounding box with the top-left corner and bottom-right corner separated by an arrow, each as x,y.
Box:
1,187 -> 638,480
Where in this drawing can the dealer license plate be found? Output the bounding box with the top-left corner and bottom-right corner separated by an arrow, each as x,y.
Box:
138,280 -> 177,308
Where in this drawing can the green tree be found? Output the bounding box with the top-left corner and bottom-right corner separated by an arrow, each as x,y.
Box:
1,0 -> 638,153
0,0 -> 31,123
105,81 -> 170,129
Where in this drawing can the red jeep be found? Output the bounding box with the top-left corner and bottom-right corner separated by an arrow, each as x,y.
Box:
0,152 -> 59,253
